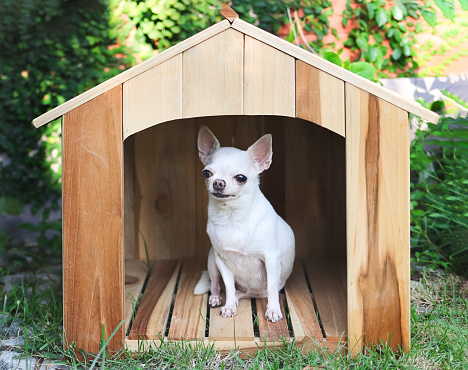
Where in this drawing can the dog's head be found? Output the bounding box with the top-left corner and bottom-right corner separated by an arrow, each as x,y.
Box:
197,125 -> 272,200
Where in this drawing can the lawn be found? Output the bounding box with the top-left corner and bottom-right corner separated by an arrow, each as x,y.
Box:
0,264 -> 466,369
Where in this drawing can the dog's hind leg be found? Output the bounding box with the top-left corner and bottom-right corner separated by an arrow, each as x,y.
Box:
207,248 -> 222,307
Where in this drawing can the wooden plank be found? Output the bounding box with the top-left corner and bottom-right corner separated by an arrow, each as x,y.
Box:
244,36 -> 295,117
168,259 -> 208,340
124,338 -> 343,354
209,293 -> 254,341
285,119 -> 346,259
134,120 -> 196,260
296,60 -> 345,137
255,296 -> 289,342
124,136 -> 138,260
182,28 -> 244,118
346,83 -> 410,353
231,18 -> 439,124
284,261 -> 322,342
32,20 -> 231,128
129,260 -> 180,339
62,85 -> 124,354
124,260 -> 149,333
123,54 -> 182,139
305,261 -> 347,342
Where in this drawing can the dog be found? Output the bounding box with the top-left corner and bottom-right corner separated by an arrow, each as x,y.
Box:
193,126 -> 295,322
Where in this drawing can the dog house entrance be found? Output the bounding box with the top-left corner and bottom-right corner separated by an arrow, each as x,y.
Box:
123,115 -> 347,351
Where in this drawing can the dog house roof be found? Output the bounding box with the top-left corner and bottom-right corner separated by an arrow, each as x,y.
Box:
32,14 -> 439,129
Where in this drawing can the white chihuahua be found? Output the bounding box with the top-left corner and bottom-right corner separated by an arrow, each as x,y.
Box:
193,126 -> 295,322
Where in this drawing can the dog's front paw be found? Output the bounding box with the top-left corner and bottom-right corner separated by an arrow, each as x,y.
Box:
220,305 -> 237,318
209,294 -> 222,307
265,305 -> 283,322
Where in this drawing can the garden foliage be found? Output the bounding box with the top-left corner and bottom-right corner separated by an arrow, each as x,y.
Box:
411,96 -> 468,276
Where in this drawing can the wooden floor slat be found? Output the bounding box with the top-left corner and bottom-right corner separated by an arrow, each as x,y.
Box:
168,259 -> 208,340
256,296 -> 290,342
128,260 -> 180,339
124,260 -> 149,333
209,293 -> 254,341
284,261 -> 323,342
305,260 -> 347,342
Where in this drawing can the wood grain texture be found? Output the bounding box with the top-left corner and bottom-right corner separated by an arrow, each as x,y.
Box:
129,260 -> 180,339
244,36 -> 295,117
296,60 -> 345,137
346,83 -> 410,353
133,121 -> 196,260
285,118 -> 346,259
256,296 -> 290,342
284,261 -> 323,342
32,20 -> 230,128
62,85 -> 124,354
220,4 -> 239,22
124,136 -> 138,260
168,259 -> 208,340
305,261 -> 347,342
124,260 -> 149,332
209,294 -> 254,341
123,54 -> 182,139
182,28 -> 244,118
231,18 -> 438,124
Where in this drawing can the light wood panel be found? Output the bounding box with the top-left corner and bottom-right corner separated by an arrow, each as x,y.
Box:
62,85 -> 124,354
182,28 -> 244,118
32,20 -> 231,128
244,36 -> 295,117
285,119 -> 346,259
168,259 -> 208,340
231,18 -> 438,124
346,83 -> 410,353
256,296 -> 290,342
123,55 -> 182,139
129,260 -> 180,339
209,293 -> 254,341
134,121 -> 196,260
124,260 -> 149,332
305,261 -> 347,342
284,261 -> 322,342
296,60 -> 345,137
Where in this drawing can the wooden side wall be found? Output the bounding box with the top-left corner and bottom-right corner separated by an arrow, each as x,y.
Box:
346,84 -> 410,353
62,86 -> 124,354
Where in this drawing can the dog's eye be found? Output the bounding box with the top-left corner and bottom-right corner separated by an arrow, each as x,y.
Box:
235,174 -> 247,183
202,170 -> 212,178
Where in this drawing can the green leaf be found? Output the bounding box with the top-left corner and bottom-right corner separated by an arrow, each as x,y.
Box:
322,52 -> 342,67
459,0 -> 468,11
376,9 -> 388,27
0,197 -> 24,216
392,5 -> 404,21
373,33 -> 383,43
434,0 -> 456,19
349,62 -> 376,80
415,22 -> 424,33
356,33 -> 369,52
421,10 -> 438,27
392,47 -> 402,60
403,44 -> 411,56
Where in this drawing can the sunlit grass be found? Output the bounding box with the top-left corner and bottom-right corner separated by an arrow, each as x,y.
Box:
0,269 -> 466,369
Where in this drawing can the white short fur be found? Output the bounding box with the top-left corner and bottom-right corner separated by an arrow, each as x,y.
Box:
193,125 -> 295,322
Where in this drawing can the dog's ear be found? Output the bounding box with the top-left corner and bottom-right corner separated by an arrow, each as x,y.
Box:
247,134 -> 272,173
198,126 -> 220,165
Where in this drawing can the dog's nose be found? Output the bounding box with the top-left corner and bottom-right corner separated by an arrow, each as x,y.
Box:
213,179 -> 226,191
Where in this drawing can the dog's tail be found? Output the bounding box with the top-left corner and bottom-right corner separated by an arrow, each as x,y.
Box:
193,270 -> 210,295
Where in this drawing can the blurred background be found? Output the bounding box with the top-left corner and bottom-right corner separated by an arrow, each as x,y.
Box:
0,0 -> 467,276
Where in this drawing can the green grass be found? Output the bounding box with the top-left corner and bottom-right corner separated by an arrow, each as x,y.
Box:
0,270 -> 466,369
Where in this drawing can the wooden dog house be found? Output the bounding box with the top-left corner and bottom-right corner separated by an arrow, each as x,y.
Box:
33,9 -> 438,355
